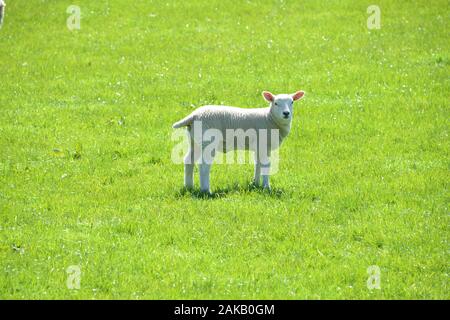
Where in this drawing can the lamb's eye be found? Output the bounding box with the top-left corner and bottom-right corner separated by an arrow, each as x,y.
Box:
274,102 -> 278,106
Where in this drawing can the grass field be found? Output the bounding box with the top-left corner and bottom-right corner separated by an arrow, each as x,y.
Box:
0,0 -> 448,299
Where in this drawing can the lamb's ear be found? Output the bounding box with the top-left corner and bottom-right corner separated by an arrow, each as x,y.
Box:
262,91 -> 274,102
292,91 -> 305,101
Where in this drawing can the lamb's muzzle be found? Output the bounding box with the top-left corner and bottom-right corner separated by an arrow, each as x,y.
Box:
172,90 -> 305,193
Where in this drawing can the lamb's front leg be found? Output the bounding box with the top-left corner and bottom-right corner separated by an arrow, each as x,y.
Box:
261,165 -> 270,189
260,152 -> 271,190
253,152 -> 261,186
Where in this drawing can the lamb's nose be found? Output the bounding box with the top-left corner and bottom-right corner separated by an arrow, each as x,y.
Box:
283,111 -> 290,117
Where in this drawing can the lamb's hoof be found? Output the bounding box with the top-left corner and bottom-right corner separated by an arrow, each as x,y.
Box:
250,181 -> 260,188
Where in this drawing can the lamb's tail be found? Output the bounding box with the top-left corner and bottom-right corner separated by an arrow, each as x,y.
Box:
172,114 -> 194,129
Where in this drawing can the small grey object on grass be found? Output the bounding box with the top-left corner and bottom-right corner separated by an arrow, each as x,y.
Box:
0,1 -> 5,28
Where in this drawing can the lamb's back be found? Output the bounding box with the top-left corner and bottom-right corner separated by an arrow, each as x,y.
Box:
192,105 -> 269,130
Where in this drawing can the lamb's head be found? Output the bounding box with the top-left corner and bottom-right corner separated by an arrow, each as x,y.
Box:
263,91 -> 305,124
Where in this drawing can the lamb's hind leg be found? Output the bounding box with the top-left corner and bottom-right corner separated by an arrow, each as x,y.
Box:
199,149 -> 215,194
199,163 -> 211,193
184,138 -> 200,189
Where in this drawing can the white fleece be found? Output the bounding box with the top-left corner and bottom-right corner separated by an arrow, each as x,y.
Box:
173,105 -> 290,151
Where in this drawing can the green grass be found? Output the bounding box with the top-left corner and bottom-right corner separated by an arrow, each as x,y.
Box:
0,0 -> 448,299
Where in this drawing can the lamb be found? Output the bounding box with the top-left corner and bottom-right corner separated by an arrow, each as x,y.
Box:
0,1 -> 5,28
172,90 -> 305,193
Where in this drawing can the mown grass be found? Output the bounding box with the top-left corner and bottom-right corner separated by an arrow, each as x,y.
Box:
0,0 -> 448,299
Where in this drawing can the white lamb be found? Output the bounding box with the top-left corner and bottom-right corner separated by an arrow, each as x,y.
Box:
172,90 -> 305,193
